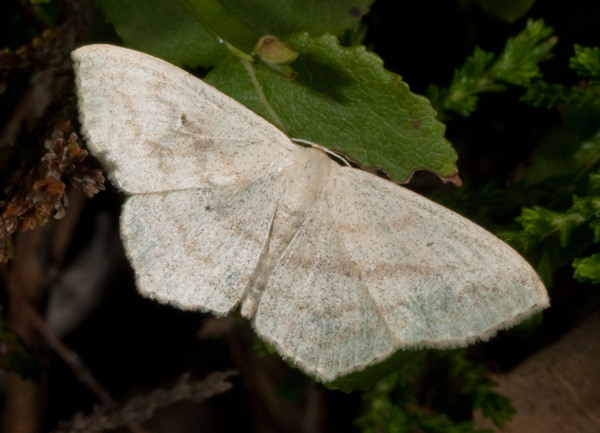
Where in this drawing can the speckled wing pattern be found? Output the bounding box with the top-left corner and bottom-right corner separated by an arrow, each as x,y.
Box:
255,161 -> 548,381
73,45 -> 295,315
73,45 -> 295,195
72,45 -> 549,383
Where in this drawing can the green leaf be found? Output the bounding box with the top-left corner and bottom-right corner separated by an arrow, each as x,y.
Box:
339,21 -> 369,47
96,0 -> 229,68
96,0 -> 373,68
573,253 -> 600,283
206,33 -> 458,182
570,44 -> 600,84
176,0 -> 263,55
183,0 -> 372,42
95,2 -> 454,182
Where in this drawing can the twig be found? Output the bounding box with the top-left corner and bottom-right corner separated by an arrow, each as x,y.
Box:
29,309 -> 152,433
29,310 -> 113,404
52,370 -> 238,433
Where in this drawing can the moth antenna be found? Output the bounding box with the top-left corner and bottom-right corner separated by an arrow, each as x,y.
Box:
291,138 -> 352,167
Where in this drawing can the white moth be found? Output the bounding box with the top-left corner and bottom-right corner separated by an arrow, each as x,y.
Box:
72,45 -> 549,383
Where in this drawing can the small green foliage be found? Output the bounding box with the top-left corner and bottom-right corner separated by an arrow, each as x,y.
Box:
509,168 -> 600,284
516,204 -> 587,249
0,313 -> 42,379
446,352 -> 515,429
522,44 -> 600,108
522,81 -> 600,108
354,351 -> 512,433
569,45 -> 600,85
492,19 -> 555,86
353,352 -> 424,433
573,253 -> 600,283
427,19 -> 556,117
491,38 -> 600,286
520,81 -> 574,108
428,48 -> 498,117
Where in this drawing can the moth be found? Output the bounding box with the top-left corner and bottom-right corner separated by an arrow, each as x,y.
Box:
72,45 -> 549,383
